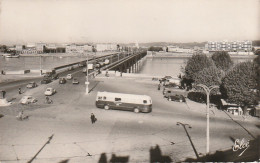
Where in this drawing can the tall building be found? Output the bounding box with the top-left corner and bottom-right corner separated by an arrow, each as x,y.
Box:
206,40 -> 252,52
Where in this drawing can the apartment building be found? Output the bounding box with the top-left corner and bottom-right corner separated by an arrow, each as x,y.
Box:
206,40 -> 252,52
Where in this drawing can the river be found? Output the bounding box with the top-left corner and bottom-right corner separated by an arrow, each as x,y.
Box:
0,55 -> 255,77
138,56 -> 255,77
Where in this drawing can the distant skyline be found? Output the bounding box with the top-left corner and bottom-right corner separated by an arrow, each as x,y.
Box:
0,0 -> 259,45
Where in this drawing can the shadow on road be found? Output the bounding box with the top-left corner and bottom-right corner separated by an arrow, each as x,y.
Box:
224,111 -> 256,139
58,159 -> 70,163
89,81 -> 101,93
98,153 -> 129,163
150,144 -> 172,163
97,145 -> 172,163
176,122 -> 199,158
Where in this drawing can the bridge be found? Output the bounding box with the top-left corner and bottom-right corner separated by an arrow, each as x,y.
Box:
53,51 -> 147,74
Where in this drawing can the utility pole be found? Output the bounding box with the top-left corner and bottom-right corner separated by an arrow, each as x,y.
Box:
197,84 -> 219,154
85,54 -> 89,95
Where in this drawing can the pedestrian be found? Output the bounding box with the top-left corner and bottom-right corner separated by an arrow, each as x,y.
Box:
90,113 -> 96,124
158,84 -> 160,90
2,90 -> 6,99
18,88 -> 22,94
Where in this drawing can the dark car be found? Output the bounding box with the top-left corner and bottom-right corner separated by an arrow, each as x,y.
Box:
59,78 -> 66,84
41,78 -> 52,84
26,82 -> 37,88
167,95 -> 186,103
52,74 -> 59,80
159,76 -> 172,83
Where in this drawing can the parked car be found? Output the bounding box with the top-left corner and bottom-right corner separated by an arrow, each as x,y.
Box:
72,78 -> 79,84
163,87 -> 188,98
20,96 -> 37,104
167,95 -> 186,102
52,74 -> 59,80
26,82 -> 37,88
41,78 -> 52,84
59,78 -> 66,84
44,88 -> 56,96
159,76 -> 172,83
68,67 -> 74,71
66,74 -> 72,80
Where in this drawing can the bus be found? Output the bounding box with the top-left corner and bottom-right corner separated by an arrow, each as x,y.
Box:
96,91 -> 152,113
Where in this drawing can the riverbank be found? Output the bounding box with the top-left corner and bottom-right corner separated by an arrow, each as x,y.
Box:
148,52 -> 257,59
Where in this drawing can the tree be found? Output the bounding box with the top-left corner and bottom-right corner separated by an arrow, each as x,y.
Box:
254,55 -> 260,101
184,54 -> 214,80
148,46 -> 163,52
211,51 -> 233,71
221,61 -> 258,114
194,65 -> 222,94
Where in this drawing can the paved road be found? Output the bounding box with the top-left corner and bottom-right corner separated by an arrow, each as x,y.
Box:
0,72 -> 259,162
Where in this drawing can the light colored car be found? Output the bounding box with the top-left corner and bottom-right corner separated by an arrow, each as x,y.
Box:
26,82 -> 37,88
44,88 -> 56,96
72,78 -> 79,84
66,74 -> 72,80
19,96 -> 37,104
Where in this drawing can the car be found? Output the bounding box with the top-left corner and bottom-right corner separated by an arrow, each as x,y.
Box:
19,96 -> 37,104
167,95 -> 186,103
26,82 -> 37,88
83,68 -> 87,73
66,74 -> 72,80
44,88 -> 56,96
68,67 -> 74,71
159,76 -> 172,83
72,78 -> 79,84
51,74 -> 59,80
41,78 -> 52,84
59,78 -> 66,84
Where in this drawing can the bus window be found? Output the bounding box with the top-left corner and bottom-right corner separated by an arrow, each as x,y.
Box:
98,96 -> 102,100
143,100 -> 147,104
103,96 -> 106,100
115,98 -> 121,101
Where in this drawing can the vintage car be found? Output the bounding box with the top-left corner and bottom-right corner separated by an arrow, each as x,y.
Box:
20,96 -> 37,104
26,82 -> 37,88
44,88 -> 56,96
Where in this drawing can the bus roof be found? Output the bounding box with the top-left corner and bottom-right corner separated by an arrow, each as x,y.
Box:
97,91 -> 151,99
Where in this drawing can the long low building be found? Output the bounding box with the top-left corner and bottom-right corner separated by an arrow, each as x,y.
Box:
206,40 -> 252,52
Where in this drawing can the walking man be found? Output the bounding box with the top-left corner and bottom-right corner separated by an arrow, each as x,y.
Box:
2,90 -> 6,99
90,113 -> 96,124
18,88 -> 22,94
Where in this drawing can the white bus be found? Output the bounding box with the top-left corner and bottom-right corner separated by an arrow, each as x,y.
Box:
96,91 -> 152,113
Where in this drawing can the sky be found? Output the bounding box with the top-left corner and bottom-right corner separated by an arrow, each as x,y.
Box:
0,0 -> 259,45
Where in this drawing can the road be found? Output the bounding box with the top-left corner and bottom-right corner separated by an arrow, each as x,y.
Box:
0,71 -> 259,162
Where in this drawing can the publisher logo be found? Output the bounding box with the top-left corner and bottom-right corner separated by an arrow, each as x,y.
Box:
232,138 -> 250,157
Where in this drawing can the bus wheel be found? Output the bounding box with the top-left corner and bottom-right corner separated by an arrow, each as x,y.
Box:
134,108 -> 140,113
104,105 -> 109,110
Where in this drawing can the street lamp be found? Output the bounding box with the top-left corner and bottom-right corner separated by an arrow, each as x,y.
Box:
197,84 -> 219,154
85,53 -> 89,95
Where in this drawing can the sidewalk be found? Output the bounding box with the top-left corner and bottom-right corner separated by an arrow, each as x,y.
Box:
185,99 -> 259,122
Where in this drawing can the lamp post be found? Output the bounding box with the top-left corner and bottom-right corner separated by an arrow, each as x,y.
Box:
197,84 -> 219,154
85,54 -> 89,95
40,55 -> 42,76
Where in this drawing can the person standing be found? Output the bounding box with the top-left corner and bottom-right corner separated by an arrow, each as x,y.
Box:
18,88 -> 22,94
90,113 -> 96,124
2,90 -> 6,99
